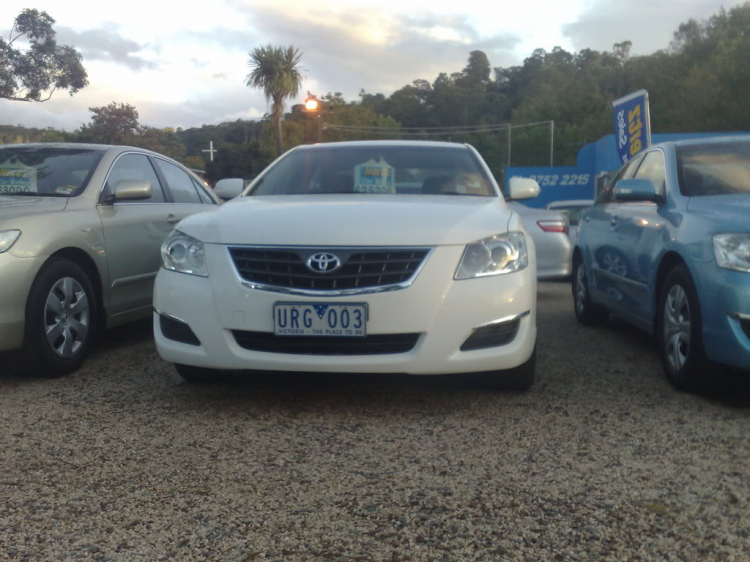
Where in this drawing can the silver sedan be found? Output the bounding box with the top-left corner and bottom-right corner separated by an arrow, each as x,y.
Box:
508,202 -> 572,279
0,143 -> 220,376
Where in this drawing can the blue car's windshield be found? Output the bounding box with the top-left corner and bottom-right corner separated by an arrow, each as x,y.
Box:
249,145 -> 496,197
677,141 -> 750,196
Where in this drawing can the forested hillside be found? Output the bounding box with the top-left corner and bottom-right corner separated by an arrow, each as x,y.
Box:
2,3 -> 749,182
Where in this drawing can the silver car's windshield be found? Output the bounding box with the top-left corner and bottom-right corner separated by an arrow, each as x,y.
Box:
677,141 -> 750,196
249,146 -> 496,197
0,147 -> 105,197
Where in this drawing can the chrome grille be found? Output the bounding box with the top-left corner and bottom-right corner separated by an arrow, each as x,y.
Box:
228,247 -> 430,292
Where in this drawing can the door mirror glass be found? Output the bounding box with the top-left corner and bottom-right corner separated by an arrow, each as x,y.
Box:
115,179 -> 152,201
613,178 -> 657,202
508,177 -> 541,200
214,178 -> 245,200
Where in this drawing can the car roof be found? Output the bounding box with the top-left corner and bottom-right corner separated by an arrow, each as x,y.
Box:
296,140 -> 471,150
649,135 -> 750,150
0,142 -> 165,158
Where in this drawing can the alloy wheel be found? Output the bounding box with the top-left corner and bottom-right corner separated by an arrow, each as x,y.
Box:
44,277 -> 90,358
663,284 -> 691,372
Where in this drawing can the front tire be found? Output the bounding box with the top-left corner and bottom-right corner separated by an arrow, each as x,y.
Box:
572,256 -> 608,325
483,346 -> 536,391
657,266 -> 708,391
12,258 -> 98,377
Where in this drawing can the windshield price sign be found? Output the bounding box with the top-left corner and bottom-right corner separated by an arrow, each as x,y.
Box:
354,158 -> 395,194
612,89 -> 651,165
0,164 -> 37,194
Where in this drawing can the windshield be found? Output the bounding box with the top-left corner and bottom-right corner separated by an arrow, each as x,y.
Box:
249,145 -> 496,197
0,147 -> 104,197
677,141 -> 750,196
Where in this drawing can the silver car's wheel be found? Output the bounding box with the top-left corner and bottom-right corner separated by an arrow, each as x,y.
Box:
7,258 -> 99,377
663,284 -> 691,373
44,277 -> 90,358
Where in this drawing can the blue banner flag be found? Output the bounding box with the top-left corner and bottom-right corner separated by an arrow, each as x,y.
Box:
612,90 -> 651,165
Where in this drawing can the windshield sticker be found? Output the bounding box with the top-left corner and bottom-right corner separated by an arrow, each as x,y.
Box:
0,164 -> 37,195
455,173 -> 487,195
55,185 -> 76,195
354,158 -> 396,194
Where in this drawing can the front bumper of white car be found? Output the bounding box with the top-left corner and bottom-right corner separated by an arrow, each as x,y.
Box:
153,244 -> 536,375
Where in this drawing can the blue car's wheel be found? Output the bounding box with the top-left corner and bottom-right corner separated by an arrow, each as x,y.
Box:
657,266 -> 708,391
572,257 -> 608,326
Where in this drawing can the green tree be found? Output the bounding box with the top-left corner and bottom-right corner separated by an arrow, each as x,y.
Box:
245,45 -> 304,156
0,9 -> 87,102
78,102 -> 140,145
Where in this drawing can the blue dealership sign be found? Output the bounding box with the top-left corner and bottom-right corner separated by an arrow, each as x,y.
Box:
504,166 -> 594,208
612,89 -> 651,165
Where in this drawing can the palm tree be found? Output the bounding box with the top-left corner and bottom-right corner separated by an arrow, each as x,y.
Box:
246,45 -> 304,155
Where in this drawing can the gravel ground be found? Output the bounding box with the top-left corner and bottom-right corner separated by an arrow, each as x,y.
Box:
1,281 -> 749,562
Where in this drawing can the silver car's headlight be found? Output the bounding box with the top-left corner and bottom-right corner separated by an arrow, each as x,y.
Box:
161,230 -> 208,277
455,232 -> 528,280
0,230 -> 21,253
713,233 -> 750,272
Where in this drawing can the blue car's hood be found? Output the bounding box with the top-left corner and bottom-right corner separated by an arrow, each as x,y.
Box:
687,195 -> 750,230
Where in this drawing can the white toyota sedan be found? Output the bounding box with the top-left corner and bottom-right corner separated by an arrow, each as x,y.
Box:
153,141 -> 540,389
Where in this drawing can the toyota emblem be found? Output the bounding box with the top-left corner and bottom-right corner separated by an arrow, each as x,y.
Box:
306,252 -> 342,274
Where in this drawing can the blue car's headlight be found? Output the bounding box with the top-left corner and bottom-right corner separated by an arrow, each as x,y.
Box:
161,230 -> 208,277
455,232 -> 528,280
713,233 -> 750,272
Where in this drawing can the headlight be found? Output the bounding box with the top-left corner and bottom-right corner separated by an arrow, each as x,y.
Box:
455,232 -> 528,280
713,233 -> 750,272
0,230 -> 21,253
161,230 -> 208,277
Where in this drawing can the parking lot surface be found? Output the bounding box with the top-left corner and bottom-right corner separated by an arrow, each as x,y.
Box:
1,282 -> 749,561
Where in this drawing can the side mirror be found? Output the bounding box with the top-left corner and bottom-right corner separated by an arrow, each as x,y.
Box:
508,177 -> 541,200
613,178 -> 657,202
115,180 -> 152,201
214,178 -> 244,200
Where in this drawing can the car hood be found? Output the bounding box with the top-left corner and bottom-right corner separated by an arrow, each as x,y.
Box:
179,195 -> 513,246
687,195 -> 750,229
0,196 -> 69,224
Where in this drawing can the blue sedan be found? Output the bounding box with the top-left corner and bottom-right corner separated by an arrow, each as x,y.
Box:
573,136 -> 750,390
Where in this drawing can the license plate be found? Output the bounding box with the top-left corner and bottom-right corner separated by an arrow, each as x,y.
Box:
273,302 -> 368,337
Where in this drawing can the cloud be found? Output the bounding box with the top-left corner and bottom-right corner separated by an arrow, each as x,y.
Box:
56,24 -> 157,71
562,0 -> 739,55
0,83 -> 268,132
202,3 -> 520,97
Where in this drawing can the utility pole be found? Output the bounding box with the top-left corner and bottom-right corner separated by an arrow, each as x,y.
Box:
507,125 -> 512,167
549,120 -> 554,167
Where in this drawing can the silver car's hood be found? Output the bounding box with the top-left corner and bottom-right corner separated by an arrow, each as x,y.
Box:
0,196 -> 68,224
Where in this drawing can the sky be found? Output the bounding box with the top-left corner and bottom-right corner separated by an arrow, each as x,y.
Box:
0,0 -> 740,132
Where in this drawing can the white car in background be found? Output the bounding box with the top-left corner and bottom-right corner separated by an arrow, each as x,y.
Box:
545,199 -> 594,249
507,202 -> 572,279
153,141 -> 540,390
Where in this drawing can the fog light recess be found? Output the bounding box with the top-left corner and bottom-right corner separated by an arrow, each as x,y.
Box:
159,314 -> 201,346
460,315 -> 524,351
